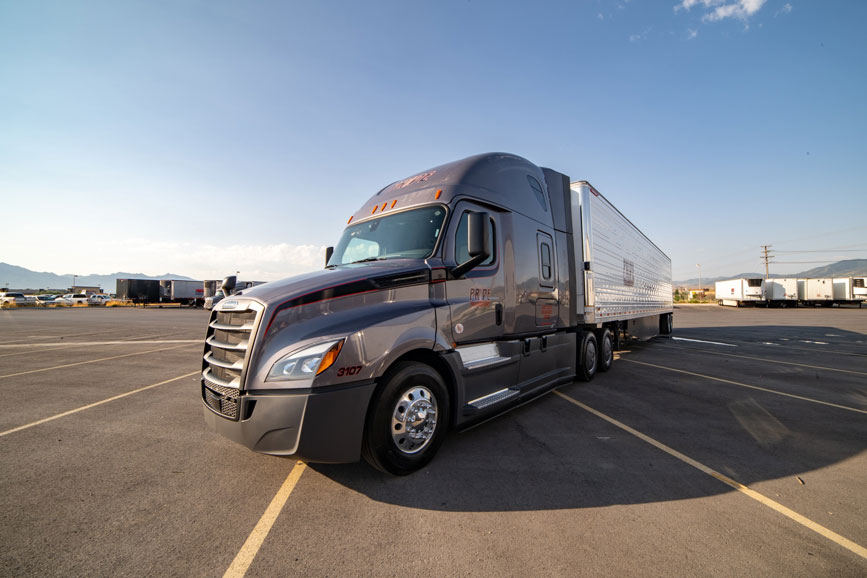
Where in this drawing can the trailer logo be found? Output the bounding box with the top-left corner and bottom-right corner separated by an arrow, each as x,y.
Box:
623,259 -> 635,287
455,323 -> 464,334
222,300 -> 239,309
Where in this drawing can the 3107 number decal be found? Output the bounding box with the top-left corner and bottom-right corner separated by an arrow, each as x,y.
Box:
336,365 -> 363,377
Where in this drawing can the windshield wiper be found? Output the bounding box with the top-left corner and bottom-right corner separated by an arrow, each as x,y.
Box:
347,257 -> 388,264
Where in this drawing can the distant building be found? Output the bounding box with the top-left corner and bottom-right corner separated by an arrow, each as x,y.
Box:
71,285 -> 102,295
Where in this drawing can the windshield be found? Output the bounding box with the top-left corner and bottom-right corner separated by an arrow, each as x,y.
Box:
328,205 -> 447,266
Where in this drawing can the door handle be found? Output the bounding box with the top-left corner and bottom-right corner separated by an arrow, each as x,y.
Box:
495,303 -> 503,326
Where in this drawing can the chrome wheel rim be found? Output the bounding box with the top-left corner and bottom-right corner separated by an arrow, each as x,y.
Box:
602,335 -> 612,366
391,385 -> 438,454
586,340 -> 597,372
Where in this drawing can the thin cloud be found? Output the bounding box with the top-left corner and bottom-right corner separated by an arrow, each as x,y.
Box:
776,3 -> 792,16
687,28 -> 699,39
674,0 -> 768,22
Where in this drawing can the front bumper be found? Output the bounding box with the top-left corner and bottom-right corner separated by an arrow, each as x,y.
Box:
202,381 -> 377,463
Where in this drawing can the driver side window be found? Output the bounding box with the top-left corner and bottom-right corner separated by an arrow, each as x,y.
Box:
454,211 -> 495,266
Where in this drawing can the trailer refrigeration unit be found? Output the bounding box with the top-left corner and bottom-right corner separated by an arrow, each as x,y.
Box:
201,153 -> 673,475
715,278 -> 764,307
116,279 -> 160,303
802,278 -> 833,306
832,277 -> 866,307
854,277 -> 867,306
763,278 -> 799,307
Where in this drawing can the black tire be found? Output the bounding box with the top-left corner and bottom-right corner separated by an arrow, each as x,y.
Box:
577,331 -> 598,382
659,313 -> 673,335
596,328 -> 613,372
361,362 -> 450,476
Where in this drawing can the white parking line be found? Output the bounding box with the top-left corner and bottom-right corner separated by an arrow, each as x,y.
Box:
0,339 -> 200,349
223,462 -> 308,578
621,358 -> 867,414
0,371 -> 199,437
671,336 -> 737,347
0,344 -> 199,380
659,343 -> 867,376
554,390 -> 867,561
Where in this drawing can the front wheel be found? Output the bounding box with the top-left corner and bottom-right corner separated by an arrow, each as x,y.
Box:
362,362 -> 450,475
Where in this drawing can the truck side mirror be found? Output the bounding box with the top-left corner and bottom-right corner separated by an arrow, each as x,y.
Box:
325,246 -> 334,267
221,275 -> 237,296
452,212 -> 491,278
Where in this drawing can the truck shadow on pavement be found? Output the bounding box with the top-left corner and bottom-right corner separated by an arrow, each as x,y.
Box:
312,324 -> 867,512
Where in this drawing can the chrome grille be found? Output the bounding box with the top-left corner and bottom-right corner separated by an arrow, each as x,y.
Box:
202,300 -> 263,420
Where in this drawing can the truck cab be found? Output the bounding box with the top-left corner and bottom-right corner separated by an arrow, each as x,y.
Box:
202,153 -> 671,474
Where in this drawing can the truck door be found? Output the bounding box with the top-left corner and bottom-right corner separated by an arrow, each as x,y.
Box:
445,201 -> 505,345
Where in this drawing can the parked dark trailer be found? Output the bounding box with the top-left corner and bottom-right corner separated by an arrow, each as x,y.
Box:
202,153 -> 673,474
116,279 -> 160,303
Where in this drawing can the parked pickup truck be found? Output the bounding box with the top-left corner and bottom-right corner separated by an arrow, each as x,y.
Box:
202,153 -> 672,474
0,292 -> 37,306
55,293 -> 91,305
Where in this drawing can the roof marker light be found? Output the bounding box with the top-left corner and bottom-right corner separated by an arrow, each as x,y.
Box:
371,206 -> 378,214
391,200 -> 397,208
347,216 -> 353,224
381,202 -> 387,211
435,189 -> 442,199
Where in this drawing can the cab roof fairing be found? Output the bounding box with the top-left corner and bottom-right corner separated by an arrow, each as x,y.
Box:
347,153 -> 557,228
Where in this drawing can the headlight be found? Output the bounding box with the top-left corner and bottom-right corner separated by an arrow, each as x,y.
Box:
266,339 -> 344,381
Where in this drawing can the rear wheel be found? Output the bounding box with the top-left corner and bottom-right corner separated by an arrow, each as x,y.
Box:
596,328 -> 613,372
577,331 -> 598,382
362,362 -> 450,476
659,313 -> 673,335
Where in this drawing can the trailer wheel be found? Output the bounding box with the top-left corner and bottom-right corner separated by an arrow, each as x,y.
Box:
362,362 -> 450,476
596,328 -> 614,372
577,331 -> 598,382
659,313 -> 673,335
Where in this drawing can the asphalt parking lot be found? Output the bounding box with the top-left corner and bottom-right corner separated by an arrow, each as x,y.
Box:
1,305 -> 865,577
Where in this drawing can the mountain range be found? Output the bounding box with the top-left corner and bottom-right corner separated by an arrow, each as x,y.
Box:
3,258 -> 865,292
676,259 -> 867,287
0,262 -> 196,291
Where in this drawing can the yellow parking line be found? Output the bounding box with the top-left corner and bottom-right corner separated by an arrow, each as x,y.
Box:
659,343 -> 867,376
621,358 -> 867,415
0,371 -> 199,437
0,343 -> 198,379
553,390 -> 867,561
223,462 -> 307,578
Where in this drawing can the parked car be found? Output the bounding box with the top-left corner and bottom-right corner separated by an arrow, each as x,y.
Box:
35,294 -> 59,304
88,294 -> 109,305
55,293 -> 90,305
0,292 -> 36,306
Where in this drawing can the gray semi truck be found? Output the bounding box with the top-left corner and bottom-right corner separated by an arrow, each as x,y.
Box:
202,153 -> 672,474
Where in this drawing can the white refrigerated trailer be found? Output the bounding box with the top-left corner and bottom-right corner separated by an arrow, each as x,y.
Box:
763,278 -> 799,307
832,277 -> 867,307
802,278 -> 833,306
715,278 -> 764,307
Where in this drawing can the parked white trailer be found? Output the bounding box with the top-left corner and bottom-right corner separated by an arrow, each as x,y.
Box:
832,277 -> 867,306
763,278 -> 799,307
160,280 -> 205,305
715,278 -> 764,307
802,278 -> 833,306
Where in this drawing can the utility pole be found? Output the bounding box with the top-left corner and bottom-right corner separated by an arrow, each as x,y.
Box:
696,264 -> 702,295
760,245 -> 774,279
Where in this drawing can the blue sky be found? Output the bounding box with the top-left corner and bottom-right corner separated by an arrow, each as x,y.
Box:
2,0 -> 865,282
